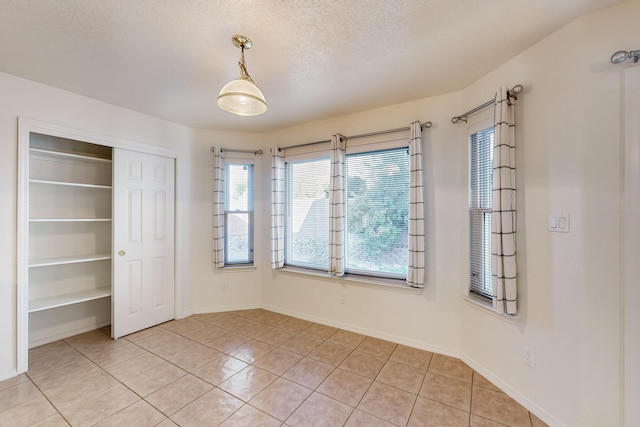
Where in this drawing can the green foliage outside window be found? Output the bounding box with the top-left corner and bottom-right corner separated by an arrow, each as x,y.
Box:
346,149 -> 409,259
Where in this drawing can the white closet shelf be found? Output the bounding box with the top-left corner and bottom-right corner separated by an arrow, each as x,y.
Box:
30,179 -> 112,189
29,287 -> 111,313
29,253 -> 112,268
29,148 -> 112,164
29,218 -> 112,223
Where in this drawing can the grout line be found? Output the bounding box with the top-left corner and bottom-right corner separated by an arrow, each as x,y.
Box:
16,309 -> 544,427
25,372 -> 71,425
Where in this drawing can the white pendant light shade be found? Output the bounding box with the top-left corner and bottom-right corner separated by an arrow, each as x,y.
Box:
217,78 -> 267,116
218,35 -> 267,117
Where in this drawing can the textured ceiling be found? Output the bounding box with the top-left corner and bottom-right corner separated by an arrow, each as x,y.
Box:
0,0 -> 625,132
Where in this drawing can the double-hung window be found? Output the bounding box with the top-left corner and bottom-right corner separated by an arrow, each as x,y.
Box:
469,119 -> 494,299
224,161 -> 254,265
344,147 -> 409,278
284,156 -> 330,270
283,140 -> 410,279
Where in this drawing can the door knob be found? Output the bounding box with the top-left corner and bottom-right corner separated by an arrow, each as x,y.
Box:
118,250 -> 126,256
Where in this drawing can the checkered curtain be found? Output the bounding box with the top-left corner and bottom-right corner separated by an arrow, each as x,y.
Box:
212,146 -> 225,268
329,134 -> 346,276
271,146 -> 285,269
407,122 -> 425,288
492,87 -> 518,314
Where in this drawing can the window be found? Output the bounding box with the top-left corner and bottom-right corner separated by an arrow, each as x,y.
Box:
285,157 -> 330,270
283,146 -> 409,279
345,148 -> 409,278
224,162 -> 254,264
469,122 -> 494,299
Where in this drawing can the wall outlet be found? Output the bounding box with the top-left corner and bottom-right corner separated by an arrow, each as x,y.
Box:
524,347 -> 535,368
340,293 -> 346,304
222,280 -> 228,290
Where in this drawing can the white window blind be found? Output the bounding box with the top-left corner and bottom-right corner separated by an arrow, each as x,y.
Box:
225,163 -> 254,264
285,157 -> 330,270
282,139 -> 413,280
345,148 -> 409,278
469,126 -> 494,299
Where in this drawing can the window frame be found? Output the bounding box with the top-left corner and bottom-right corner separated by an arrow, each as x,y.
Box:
223,159 -> 255,266
281,137 -> 411,281
343,146 -> 410,280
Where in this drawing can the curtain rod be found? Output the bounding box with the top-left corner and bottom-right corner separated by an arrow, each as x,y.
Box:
210,147 -> 263,155
451,84 -> 523,124
278,121 -> 432,151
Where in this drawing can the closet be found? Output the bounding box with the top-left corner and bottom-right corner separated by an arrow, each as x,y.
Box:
18,119 -> 176,360
27,133 -> 113,347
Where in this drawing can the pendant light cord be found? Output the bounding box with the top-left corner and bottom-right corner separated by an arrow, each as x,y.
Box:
238,46 -> 256,84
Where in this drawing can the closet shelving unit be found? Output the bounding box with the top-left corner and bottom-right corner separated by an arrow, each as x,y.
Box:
27,138 -> 113,322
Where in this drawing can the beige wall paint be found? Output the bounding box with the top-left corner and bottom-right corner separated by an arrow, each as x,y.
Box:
187,128 -> 264,313
258,91 -> 465,355
623,66 -> 640,427
1,1 -> 637,426
0,73 -> 257,381
458,3 -> 638,426
255,2 -> 638,425
0,72 -> 188,380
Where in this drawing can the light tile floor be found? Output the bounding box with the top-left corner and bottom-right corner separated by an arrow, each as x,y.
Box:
0,309 -> 549,426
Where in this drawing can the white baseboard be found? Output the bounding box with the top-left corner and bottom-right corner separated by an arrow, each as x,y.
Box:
259,303 -> 460,358
0,369 -> 20,383
460,353 -> 565,427
256,304 -> 563,427
28,319 -> 111,349
188,303 -> 262,316
4,303 -> 562,427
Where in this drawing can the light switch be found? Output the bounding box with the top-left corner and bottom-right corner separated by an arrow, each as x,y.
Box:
549,213 -> 570,233
558,214 -> 570,232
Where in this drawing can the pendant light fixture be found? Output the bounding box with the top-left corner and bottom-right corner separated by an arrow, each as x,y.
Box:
217,35 -> 267,116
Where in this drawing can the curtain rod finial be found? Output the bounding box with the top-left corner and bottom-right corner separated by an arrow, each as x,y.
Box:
509,84 -> 523,98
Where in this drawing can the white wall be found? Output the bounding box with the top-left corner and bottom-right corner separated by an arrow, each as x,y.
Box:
187,128 -> 264,314
0,72 -> 259,381
255,2 -> 638,426
459,2 -> 638,426
258,93 -> 465,356
623,66 -> 640,427
1,1 -> 637,425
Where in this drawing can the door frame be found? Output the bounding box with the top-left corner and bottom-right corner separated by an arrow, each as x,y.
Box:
17,118 -> 181,373
623,67 -> 640,426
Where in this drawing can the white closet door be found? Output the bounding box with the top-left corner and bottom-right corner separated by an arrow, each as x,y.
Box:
112,148 -> 175,339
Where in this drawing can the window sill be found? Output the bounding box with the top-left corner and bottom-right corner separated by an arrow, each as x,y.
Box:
463,294 -> 519,325
220,264 -> 257,272
278,266 -> 423,295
